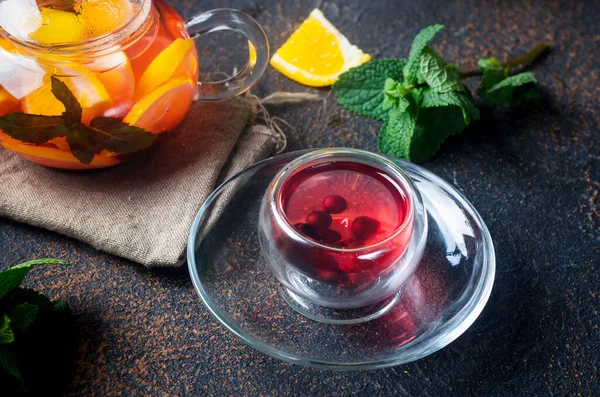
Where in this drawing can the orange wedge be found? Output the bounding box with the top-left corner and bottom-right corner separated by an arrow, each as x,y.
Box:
124,78 -> 195,134
0,134 -> 120,170
0,87 -> 21,116
133,38 -> 195,102
22,74 -> 113,125
270,9 -> 371,87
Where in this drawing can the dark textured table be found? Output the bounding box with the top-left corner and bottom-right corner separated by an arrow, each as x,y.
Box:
1,0 -> 599,395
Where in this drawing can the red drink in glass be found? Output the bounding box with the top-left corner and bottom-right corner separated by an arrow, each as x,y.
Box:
276,161 -> 414,286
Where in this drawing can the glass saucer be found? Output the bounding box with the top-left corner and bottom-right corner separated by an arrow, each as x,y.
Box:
187,150 -> 495,370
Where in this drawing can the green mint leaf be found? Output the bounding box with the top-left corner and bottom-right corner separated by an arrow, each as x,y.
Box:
5,288 -> 52,309
50,76 -> 82,124
477,57 -> 508,90
9,303 -> 39,332
382,78 -> 410,112
420,89 -> 480,124
378,118 -> 392,155
333,59 -> 407,121
51,300 -> 71,315
63,124 -> 98,164
0,113 -> 67,144
408,87 -> 479,162
88,117 -> 158,154
478,71 -> 540,107
0,346 -> 23,383
0,259 -> 69,300
65,117 -> 158,164
419,48 -> 464,93
384,106 -> 417,159
0,316 -> 14,344
403,24 -> 444,85
0,76 -> 156,165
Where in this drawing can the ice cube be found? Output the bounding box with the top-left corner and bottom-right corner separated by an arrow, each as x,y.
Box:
0,0 -> 42,39
0,48 -> 44,99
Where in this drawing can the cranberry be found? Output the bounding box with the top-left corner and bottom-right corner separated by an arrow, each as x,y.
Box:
320,229 -> 342,245
293,223 -> 320,241
339,236 -> 365,248
351,216 -> 380,240
306,210 -> 332,230
322,195 -> 347,214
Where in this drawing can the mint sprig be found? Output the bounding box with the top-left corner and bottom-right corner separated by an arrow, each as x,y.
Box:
333,25 -> 550,162
476,57 -> 540,107
0,77 -> 156,165
334,59 -> 406,121
0,259 -> 74,395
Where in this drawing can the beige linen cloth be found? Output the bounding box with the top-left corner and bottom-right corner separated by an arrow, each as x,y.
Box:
0,97 -> 284,267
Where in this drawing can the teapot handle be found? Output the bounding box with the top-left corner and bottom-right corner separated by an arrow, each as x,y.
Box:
185,9 -> 269,101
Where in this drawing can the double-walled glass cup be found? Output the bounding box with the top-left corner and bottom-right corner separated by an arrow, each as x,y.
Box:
259,149 -> 428,323
0,0 -> 268,169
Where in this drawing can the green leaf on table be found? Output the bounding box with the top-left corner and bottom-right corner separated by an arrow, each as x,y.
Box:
5,288 -> 52,309
9,303 -> 39,332
334,24 -> 549,163
378,118 -> 392,154
332,59 -> 407,121
420,89 -> 480,124
50,300 -> 71,316
408,87 -> 480,162
382,78 -> 411,112
0,259 -> 69,300
478,70 -> 540,107
0,346 -> 23,382
383,106 -> 417,160
478,57 -> 508,89
403,24 -> 444,85
419,48 -> 464,93
0,316 -> 14,344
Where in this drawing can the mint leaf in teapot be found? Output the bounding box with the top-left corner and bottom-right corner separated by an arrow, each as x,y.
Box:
51,76 -> 82,124
333,24 -> 550,162
88,117 -> 157,154
0,113 -> 67,144
0,76 -> 157,165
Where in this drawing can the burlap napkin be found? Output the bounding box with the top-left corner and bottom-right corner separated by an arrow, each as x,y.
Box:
0,97 -> 284,267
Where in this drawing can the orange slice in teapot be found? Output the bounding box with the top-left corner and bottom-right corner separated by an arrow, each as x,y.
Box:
124,77 -> 195,134
0,134 -> 120,170
89,52 -> 136,118
132,38 -> 196,102
0,87 -> 21,116
75,0 -> 134,38
29,7 -> 85,44
22,74 -> 113,125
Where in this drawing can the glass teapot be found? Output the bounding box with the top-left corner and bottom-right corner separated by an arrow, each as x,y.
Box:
0,0 -> 269,169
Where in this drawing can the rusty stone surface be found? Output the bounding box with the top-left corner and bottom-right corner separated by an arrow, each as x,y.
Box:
1,0 -> 598,395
